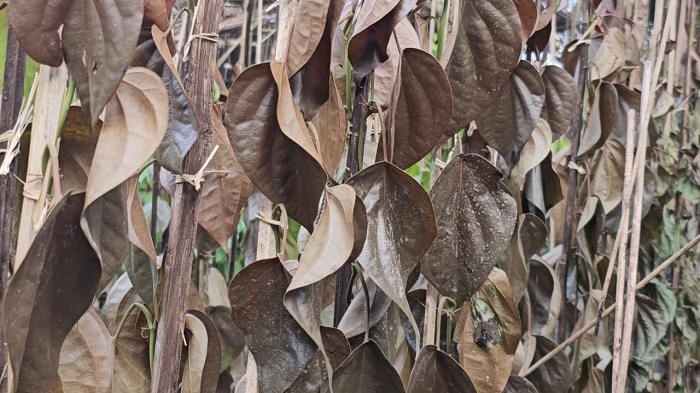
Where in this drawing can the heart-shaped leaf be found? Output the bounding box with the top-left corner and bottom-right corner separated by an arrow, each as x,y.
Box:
182,310 -> 221,393
229,258 -> 317,393
443,0 -> 522,136
513,0 -> 537,44
9,0 -> 71,66
225,63 -> 326,230
421,154 -> 517,304
578,82 -> 618,156
383,48 -> 453,169
5,193 -> 101,392
510,119 -> 553,186
373,19 -> 421,111
541,65 -> 577,141
62,0 -> 144,127
58,308 -> 113,393
347,162 -> 437,344
528,256 -> 561,337
476,60 -> 545,164
590,139 -> 625,213
57,107 -> 99,194
328,340 -> 405,393
407,345 -> 477,393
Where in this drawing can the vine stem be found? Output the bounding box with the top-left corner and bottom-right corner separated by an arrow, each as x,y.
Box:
523,233 -> 700,377
112,303 -> 156,372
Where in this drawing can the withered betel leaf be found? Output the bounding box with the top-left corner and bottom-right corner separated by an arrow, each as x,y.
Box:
155,66 -> 199,174
289,0 -> 343,120
502,375 -> 538,393
198,109 -> 253,252
182,310 -> 222,393
526,335 -> 571,392
286,327 -> 351,393
476,60 -> 545,164
62,0 -> 144,128
611,83 -> 641,144
57,107 -> 98,194
329,340 -> 405,393
225,63 -> 326,230
374,18 -> 421,111
337,278 -> 393,338
443,0 -> 522,136
311,78 -> 347,174
5,193 -> 101,393
229,258 -> 317,393
512,0 -> 537,44
509,119 -> 552,187
534,0 -> 556,31
526,20 -> 551,54
541,65 -> 578,141
383,48 -> 453,169
421,154 -> 517,304
578,82 -> 618,157
407,345 -> 477,393
499,213 -> 547,303
590,139 -> 625,214
9,0 -> 70,66
125,175 -> 157,310
348,0 -> 416,80
346,162 -> 437,344
589,28 -> 626,81
528,256 -> 561,337
58,308 -> 113,393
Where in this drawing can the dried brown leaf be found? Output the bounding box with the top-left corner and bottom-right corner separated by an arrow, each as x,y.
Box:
541,65 -> 577,141
328,340 -> 405,393
407,345 -> 477,393
578,82 -> 618,156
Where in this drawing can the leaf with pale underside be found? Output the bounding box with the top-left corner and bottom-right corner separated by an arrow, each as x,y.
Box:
9,0 -> 71,66
229,258 -> 317,393
125,176 -> 157,310
444,0 -> 522,136
578,82 -> 618,156
541,65 -> 577,141
284,184 -> 366,382
311,78 -> 347,174
407,345 -> 477,393
374,19 -> 420,111
182,311 -> 221,393
62,0 -> 144,127
5,193 -> 101,393
328,340 -> 405,393
348,0 -> 416,79
225,63 -> 326,230
476,60 -> 545,164
458,268 -> 521,393
590,28 -> 626,81
288,0 -> 343,120
510,119 -> 552,186
382,48 -> 453,169
198,108 -> 252,252
58,308 -> 113,393
346,162 -> 437,345
154,66 -> 199,174
421,154 -> 517,304
338,278 -> 393,337
528,256 -> 561,337
590,139 -> 625,213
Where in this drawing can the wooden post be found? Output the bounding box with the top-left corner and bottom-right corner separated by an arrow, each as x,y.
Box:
150,0 -> 223,390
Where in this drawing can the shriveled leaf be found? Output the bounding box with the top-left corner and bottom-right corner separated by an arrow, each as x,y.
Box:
528,256 -> 561,337
288,0 -> 343,120
610,84 -> 640,144
328,340 -> 405,393
499,214 -> 547,303
125,176 -> 157,309
347,162 -> 437,344
57,107 -> 99,194
62,0 -> 144,127
476,61 -> 545,164
502,375 -> 538,393
590,139 -> 625,213
182,311 -> 221,393
541,65 -> 577,140
444,0 -> 522,136
384,48 -> 453,169
9,0 -> 70,66
512,0 -> 537,44
5,193 -> 101,393
58,309 -> 113,393
374,19 -> 421,110
590,28 -> 626,81
407,345 -> 477,393
421,154 -> 517,304
348,0 -> 415,79
225,63 -> 326,230
458,268 -> 521,393
526,336 -> 571,392
154,66 -> 198,174
198,109 -> 252,252
510,119 -> 552,186
229,258 -> 316,393
578,82 -> 618,156
311,78 -> 347,173
338,278 -> 393,337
